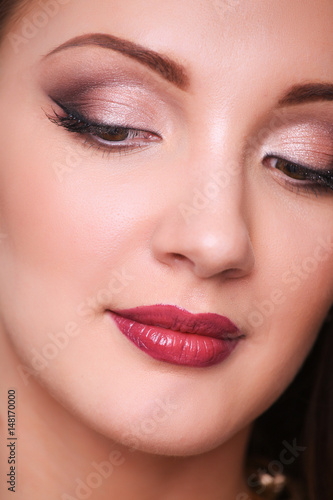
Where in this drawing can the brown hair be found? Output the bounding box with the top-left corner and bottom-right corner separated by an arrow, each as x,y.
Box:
248,316 -> 333,499
0,0 -> 30,38
0,1 -> 332,499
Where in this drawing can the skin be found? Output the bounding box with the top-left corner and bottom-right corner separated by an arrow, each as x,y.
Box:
0,0 -> 333,498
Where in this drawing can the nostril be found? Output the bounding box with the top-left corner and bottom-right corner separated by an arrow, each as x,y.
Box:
172,253 -> 186,261
223,268 -> 249,279
225,268 -> 239,277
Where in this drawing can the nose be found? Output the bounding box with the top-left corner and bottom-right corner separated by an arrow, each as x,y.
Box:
151,176 -> 255,280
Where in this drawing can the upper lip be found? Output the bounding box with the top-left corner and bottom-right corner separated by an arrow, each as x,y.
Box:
109,304 -> 242,339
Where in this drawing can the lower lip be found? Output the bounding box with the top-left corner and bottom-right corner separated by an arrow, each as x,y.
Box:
107,311 -> 240,368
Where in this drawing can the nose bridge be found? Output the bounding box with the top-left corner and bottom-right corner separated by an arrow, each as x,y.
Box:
182,145 -> 243,215
179,124 -> 247,217
182,98 -> 246,212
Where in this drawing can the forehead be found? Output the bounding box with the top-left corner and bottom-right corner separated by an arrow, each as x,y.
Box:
3,0 -> 333,104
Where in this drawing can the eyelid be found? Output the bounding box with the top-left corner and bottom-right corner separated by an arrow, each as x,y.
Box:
264,153 -> 333,192
45,97 -> 163,158
39,50 -> 186,127
264,152 -> 333,176
251,115 -> 333,162
49,97 -> 162,138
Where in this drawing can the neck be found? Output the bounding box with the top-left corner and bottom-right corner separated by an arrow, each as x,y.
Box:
0,330 -> 253,500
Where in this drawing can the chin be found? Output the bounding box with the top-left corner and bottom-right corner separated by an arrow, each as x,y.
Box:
60,398 -> 227,457
117,429 -> 224,457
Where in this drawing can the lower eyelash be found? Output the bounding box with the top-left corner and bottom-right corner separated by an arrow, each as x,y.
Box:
282,180 -> 327,197
264,156 -> 333,196
79,136 -> 149,159
282,175 -> 333,197
291,174 -> 333,194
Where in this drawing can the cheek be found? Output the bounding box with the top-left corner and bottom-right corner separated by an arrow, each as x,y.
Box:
233,184 -> 333,409
250,177 -> 333,327
0,122 -> 148,355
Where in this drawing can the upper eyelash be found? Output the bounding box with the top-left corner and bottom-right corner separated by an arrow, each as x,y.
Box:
45,98 -> 161,153
297,167 -> 333,189
265,155 -> 333,193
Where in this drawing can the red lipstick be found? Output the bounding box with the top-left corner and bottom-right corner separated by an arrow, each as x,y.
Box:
107,304 -> 243,367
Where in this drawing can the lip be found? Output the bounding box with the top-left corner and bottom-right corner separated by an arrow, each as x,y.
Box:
106,304 -> 243,368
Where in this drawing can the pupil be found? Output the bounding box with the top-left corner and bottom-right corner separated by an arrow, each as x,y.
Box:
281,160 -> 306,180
100,127 -> 129,142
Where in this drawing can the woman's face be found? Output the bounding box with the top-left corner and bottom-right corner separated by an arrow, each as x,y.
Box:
0,0 -> 333,455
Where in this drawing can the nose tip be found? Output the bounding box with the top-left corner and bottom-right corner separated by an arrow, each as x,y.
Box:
190,226 -> 255,279
151,209 -> 255,280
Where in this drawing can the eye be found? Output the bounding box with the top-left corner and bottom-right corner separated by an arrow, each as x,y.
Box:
98,127 -> 131,142
263,155 -> 333,194
270,158 -> 310,180
45,98 -> 162,154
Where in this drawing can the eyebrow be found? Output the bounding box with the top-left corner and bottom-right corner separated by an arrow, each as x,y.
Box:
278,83 -> 333,106
44,33 -> 189,91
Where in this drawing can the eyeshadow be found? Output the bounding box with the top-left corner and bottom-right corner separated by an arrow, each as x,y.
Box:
263,121 -> 333,170
39,46 -> 183,107
48,85 -> 167,130
38,46 -> 185,133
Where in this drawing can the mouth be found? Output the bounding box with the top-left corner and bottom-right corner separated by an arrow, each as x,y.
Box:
106,304 -> 244,368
